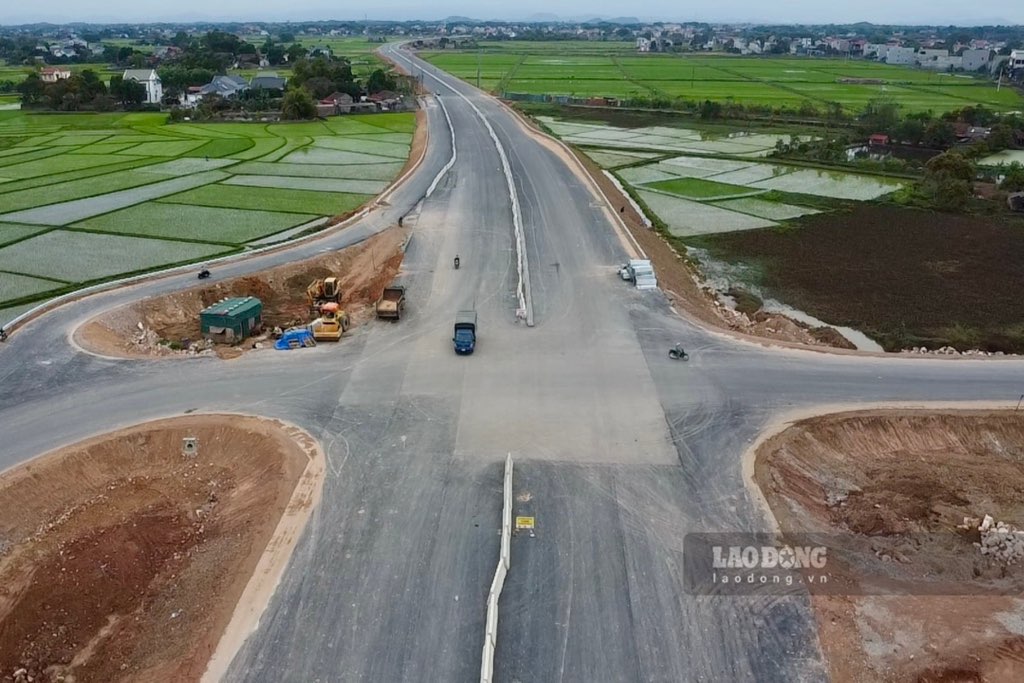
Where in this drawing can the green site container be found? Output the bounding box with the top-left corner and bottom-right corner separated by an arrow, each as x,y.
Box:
200,296 -> 263,342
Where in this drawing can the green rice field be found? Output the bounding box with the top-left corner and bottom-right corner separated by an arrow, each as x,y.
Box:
558,117 -> 903,238
0,109 -> 414,316
423,46 -> 1023,113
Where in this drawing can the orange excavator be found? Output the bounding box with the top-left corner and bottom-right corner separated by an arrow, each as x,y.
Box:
306,277 -> 341,313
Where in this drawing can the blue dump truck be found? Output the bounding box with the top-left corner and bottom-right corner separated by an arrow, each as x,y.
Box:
453,310 -> 477,354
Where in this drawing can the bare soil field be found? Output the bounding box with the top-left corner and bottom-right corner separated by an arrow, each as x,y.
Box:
695,205 -> 1024,353
0,415 -> 315,683
77,226 -> 409,359
755,409 -> 1024,682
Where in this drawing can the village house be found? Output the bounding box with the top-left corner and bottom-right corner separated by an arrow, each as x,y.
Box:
320,92 -> 354,113
39,66 -> 71,83
123,69 -> 163,104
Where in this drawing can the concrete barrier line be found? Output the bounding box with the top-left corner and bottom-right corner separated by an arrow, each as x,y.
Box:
481,453 -> 514,683
425,95 -> 457,199
418,59 -> 534,327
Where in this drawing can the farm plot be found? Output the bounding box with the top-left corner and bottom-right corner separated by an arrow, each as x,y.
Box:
644,177 -> 760,200
311,136 -> 410,159
223,175 -> 389,195
582,149 -> 659,168
429,46 -> 1023,112
281,147 -> 398,165
1,170 -> 230,225
712,197 -> 820,220
73,203 -> 318,244
749,168 -> 903,200
0,222 -> 50,246
636,189 -> 777,236
0,230 -> 229,284
116,140 -> 207,157
160,184 -> 372,216
0,110 -> 415,306
0,153 -> 135,179
0,271 -> 66,302
536,115 -> 792,155
231,161 -> 404,181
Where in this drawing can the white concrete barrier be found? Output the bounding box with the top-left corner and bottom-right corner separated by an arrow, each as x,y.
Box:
481,453 -> 514,683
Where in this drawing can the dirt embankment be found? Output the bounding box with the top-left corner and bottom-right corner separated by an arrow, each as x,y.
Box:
0,415 -> 315,683
755,410 -> 1024,683
78,226 -> 409,359
567,147 -> 854,350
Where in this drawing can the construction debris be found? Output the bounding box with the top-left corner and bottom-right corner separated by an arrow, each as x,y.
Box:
961,515 -> 1024,565
902,346 -> 1010,356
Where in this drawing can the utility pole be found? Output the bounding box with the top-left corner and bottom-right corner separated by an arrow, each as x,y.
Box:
477,48 -> 481,89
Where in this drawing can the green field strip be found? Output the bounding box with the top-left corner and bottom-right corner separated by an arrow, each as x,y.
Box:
0,270 -> 69,304
183,138 -> 256,159
223,174 -> 389,194
496,53 -> 529,93
311,136 -> 410,159
159,184 -> 372,216
0,170 -> 230,225
68,141 -> 143,155
898,83 -> 1024,109
114,139 -> 207,157
345,113 -> 416,134
0,147 -> 67,169
230,160 -> 404,180
229,135 -> 285,160
0,163 -> 171,211
185,123 -> 277,138
266,121 -> 334,138
710,196 -> 820,220
0,157 -> 167,197
137,158 -> 239,176
259,136 -> 313,163
0,267 -> 71,284
0,153 -> 133,180
0,229 -> 232,284
158,123 -> 247,139
643,181 -> 765,202
71,202 -> 320,244
342,132 -> 414,145
280,147 -> 397,165
0,146 -> 42,159
319,118 -> 402,136
0,222 -> 53,247
611,55 -> 662,98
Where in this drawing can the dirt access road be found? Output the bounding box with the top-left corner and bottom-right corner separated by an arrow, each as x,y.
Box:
755,409 -> 1024,682
77,226 -> 409,359
0,415 -> 317,683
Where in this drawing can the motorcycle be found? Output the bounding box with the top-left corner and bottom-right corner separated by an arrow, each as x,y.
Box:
198,268 -> 211,280
0,328 -> 7,342
454,255 -> 460,270
668,343 -> 688,361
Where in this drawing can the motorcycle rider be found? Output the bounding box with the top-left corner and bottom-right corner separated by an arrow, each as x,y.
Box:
454,254 -> 460,269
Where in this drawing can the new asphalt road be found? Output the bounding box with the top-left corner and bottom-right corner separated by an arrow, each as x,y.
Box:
2,45 -> 1024,682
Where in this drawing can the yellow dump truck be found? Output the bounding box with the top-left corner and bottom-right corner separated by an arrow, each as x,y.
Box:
376,285 -> 406,320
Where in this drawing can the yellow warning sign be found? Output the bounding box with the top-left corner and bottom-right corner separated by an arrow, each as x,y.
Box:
515,516 -> 535,530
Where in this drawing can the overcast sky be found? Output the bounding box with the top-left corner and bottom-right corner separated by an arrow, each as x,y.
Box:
2,1 -> 1021,26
